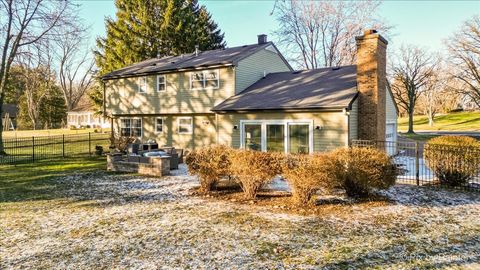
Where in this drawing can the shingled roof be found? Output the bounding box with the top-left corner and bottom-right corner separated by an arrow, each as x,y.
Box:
1,104 -> 18,118
102,42 -> 291,80
212,65 -> 358,112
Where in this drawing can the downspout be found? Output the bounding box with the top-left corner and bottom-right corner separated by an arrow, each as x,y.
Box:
102,80 -> 106,118
103,80 -> 114,140
344,108 -> 350,147
215,113 -> 219,144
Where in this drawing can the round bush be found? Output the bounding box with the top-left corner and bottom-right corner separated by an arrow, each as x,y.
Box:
282,153 -> 340,205
424,136 -> 480,187
331,147 -> 397,198
185,145 -> 232,192
229,150 -> 280,199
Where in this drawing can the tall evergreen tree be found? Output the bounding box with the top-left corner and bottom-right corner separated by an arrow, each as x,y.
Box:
95,0 -> 225,75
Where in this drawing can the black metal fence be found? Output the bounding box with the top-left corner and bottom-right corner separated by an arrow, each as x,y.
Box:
0,133 -> 111,165
351,139 -> 480,191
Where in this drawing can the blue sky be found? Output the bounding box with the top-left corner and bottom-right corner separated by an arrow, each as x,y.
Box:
77,0 -> 479,53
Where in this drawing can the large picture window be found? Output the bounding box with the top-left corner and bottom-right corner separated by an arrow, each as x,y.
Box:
190,69 -> 219,90
120,118 -> 142,137
178,117 -> 193,134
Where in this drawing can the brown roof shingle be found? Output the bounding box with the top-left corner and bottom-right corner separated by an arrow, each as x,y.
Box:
102,42 -> 291,80
212,65 -> 358,112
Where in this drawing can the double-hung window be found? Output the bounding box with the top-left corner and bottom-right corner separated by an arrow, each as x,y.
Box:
138,77 -> 147,93
155,117 -> 164,133
178,117 -> 192,134
120,118 -> 142,137
190,69 -> 219,90
157,75 -> 166,91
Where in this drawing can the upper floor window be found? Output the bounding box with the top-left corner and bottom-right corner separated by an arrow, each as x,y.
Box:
138,77 -> 147,93
120,118 -> 142,137
190,69 -> 219,90
157,75 -> 166,91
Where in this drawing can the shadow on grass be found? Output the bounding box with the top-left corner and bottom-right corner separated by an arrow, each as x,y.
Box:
0,157 -> 107,203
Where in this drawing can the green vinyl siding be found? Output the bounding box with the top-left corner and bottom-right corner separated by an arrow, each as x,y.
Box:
113,114 -> 217,150
235,47 -> 292,94
348,98 -> 359,141
216,111 -> 348,152
386,87 -> 397,123
105,67 -> 235,115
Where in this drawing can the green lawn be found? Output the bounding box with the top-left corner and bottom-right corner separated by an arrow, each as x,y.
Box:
1,156 -> 479,268
2,128 -> 111,139
0,157 -> 106,202
398,111 -> 480,132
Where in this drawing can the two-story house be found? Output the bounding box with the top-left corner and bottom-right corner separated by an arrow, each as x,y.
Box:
102,31 -> 398,153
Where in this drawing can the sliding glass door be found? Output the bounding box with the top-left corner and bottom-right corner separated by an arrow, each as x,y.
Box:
288,124 -> 310,154
266,124 -> 285,152
241,120 -> 312,153
244,124 -> 262,151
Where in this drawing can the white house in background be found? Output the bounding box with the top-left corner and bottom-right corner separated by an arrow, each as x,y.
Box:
67,97 -> 111,129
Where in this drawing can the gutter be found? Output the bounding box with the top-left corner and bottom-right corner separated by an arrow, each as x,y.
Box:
211,106 -> 349,114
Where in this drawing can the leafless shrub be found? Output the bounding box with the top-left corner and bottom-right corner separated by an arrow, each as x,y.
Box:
283,153 -> 341,205
229,150 -> 280,199
185,145 -> 232,193
330,147 -> 397,198
109,136 -> 134,153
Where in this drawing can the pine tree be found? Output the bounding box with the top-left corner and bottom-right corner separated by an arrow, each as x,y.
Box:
95,0 -> 225,75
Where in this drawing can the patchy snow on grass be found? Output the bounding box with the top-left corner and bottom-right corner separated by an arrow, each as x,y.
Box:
1,164 -> 479,269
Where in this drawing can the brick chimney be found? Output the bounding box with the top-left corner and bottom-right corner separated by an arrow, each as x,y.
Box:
355,29 -> 388,141
258,34 -> 267,44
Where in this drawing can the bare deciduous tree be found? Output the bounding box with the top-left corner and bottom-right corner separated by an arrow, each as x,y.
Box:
54,24 -> 95,111
0,0 -> 70,154
273,0 -> 390,69
447,16 -> 480,109
390,45 -> 438,134
17,43 -> 55,129
422,76 -> 442,127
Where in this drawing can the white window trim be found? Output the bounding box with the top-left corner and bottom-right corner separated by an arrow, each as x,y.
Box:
239,119 -> 314,153
137,77 -> 147,93
189,69 -> 220,90
155,117 -> 164,133
156,75 -> 166,92
119,117 -> 143,138
177,117 -> 193,134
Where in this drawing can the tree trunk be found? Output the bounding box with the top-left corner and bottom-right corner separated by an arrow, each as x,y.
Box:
0,97 -> 4,155
428,114 -> 434,127
407,110 -> 415,134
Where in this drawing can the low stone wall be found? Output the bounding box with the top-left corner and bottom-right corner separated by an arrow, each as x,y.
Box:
107,154 -> 170,177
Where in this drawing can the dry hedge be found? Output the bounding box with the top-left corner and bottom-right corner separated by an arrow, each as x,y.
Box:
283,153 -> 341,205
185,145 -> 232,192
229,150 -> 282,199
424,136 -> 480,186
331,147 -> 397,198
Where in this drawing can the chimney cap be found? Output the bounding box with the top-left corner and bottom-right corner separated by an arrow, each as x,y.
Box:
355,29 -> 388,45
194,45 -> 199,56
257,34 -> 267,44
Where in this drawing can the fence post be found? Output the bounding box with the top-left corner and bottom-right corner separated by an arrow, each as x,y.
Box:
415,141 -> 420,186
88,132 -> 91,156
62,134 -> 65,158
32,136 -> 35,162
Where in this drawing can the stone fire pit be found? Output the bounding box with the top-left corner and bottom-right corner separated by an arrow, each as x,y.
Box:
107,153 -> 170,176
